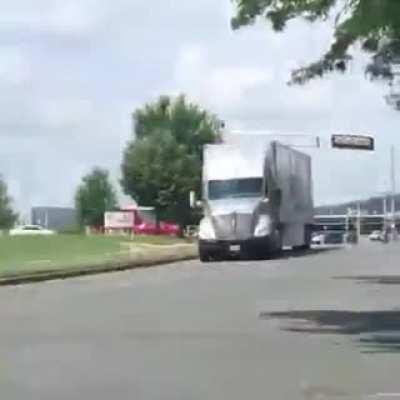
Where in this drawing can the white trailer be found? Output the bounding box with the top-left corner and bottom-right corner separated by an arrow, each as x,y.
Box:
197,140 -> 314,261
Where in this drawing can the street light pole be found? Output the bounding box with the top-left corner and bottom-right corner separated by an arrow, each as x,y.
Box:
390,146 -> 398,240
383,195 -> 388,216
391,145 -> 396,216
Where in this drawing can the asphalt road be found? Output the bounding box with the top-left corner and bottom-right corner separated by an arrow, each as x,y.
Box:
2,241 -> 400,399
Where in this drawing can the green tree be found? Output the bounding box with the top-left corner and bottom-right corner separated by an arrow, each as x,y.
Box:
133,95 -> 221,160
231,1 -> 400,85
0,176 -> 18,229
121,95 -> 221,227
75,167 -> 118,228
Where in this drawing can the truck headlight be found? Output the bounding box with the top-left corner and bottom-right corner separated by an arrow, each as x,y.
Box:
199,218 -> 216,240
254,215 -> 271,237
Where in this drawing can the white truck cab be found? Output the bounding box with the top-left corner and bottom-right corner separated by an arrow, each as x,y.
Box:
197,140 -> 314,261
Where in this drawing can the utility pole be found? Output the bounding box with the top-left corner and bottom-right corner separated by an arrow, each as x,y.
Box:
384,195 -> 388,238
383,195 -> 388,216
357,202 -> 361,240
345,208 -> 350,235
390,146 -> 398,240
391,145 -> 396,216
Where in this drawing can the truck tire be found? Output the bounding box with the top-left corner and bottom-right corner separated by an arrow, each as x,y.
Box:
294,225 -> 311,251
252,246 -> 268,260
303,225 -> 312,250
199,248 -> 212,262
272,229 -> 283,257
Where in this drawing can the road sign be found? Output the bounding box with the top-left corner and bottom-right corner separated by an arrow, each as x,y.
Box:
331,134 -> 374,151
104,212 -> 134,229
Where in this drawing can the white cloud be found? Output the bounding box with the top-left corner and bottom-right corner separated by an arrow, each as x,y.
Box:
47,1 -> 106,36
0,47 -> 30,85
0,0 -> 107,37
0,0 -> 399,213
175,45 -> 209,85
35,99 -> 94,129
174,44 -> 273,113
208,66 -> 272,103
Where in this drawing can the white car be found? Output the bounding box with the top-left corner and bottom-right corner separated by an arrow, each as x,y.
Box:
369,230 -> 384,241
311,233 -> 325,245
9,225 -> 56,236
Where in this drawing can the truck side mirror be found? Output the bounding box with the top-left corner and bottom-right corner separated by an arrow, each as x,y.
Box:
189,191 -> 196,209
190,191 -> 203,209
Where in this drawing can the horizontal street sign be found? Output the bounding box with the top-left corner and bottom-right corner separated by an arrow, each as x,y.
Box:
331,134 -> 375,151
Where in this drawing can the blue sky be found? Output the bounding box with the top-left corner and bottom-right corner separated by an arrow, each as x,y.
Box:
0,0 -> 399,218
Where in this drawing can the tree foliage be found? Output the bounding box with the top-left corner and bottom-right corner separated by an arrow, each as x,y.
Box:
75,167 -> 118,227
121,95 -> 221,226
232,0 -> 400,84
133,95 -> 220,160
0,176 -> 18,229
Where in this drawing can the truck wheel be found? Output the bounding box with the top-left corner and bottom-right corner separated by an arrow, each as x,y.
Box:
293,242 -> 311,251
294,225 -> 311,251
252,247 -> 268,260
273,230 -> 283,256
199,248 -> 211,262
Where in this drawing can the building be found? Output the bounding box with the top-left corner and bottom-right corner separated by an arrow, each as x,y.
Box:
31,207 -> 78,232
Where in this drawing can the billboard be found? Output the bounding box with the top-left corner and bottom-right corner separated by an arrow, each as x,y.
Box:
104,212 -> 134,229
331,134 -> 374,151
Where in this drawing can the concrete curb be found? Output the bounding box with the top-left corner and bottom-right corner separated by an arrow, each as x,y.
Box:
0,245 -> 198,287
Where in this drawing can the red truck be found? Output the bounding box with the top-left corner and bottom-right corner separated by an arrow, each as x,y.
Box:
121,205 -> 181,237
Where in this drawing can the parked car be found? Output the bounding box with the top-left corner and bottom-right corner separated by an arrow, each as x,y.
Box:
159,221 -> 181,236
313,232 -> 345,245
133,221 -> 181,237
311,233 -> 325,245
116,205 -> 182,237
369,230 -> 384,241
9,225 -> 56,236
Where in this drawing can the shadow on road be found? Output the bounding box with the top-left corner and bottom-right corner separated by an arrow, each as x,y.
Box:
260,309 -> 400,353
275,246 -> 341,260
224,246 -> 342,262
360,334 -> 400,353
335,275 -> 400,285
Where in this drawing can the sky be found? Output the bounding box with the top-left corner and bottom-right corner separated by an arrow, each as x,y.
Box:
1,0 -> 400,219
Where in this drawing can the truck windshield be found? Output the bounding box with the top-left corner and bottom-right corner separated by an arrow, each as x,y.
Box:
208,178 -> 263,200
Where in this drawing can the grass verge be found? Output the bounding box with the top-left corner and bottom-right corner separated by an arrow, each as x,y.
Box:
0,234 -> 195,281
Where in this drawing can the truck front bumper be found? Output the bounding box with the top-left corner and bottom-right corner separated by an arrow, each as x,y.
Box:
199,236 -> 275,258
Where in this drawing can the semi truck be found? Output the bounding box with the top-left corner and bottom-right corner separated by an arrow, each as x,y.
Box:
196,140 -> 314,261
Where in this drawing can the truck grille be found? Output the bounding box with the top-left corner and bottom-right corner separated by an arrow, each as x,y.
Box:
212,213 -> 254,240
